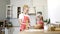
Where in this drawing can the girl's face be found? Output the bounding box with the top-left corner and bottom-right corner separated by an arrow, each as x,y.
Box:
24,7 -> 29,14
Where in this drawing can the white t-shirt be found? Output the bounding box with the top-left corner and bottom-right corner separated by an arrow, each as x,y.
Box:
19,13 -> 30,23
19,13 -> 24,20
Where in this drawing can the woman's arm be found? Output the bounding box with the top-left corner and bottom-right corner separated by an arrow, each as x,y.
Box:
34,24 -> 43,29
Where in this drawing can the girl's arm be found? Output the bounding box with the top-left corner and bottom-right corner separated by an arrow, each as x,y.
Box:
19,19 -> 22,25
19,14 -> 23,25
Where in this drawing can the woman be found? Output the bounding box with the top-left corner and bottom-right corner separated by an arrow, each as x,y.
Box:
19,5 -> 30,31
34,12 -> 44,29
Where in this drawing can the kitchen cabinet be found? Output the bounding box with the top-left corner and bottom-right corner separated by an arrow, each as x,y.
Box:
6,5 -> 13,18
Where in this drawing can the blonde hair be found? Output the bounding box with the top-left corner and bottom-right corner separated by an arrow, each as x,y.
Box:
23,5 -> 29,10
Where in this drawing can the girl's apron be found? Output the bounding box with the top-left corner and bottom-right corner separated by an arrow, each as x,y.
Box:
20,15 -> 30,31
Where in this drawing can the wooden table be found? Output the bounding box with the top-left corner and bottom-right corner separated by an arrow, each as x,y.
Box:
18,29 -> 60,34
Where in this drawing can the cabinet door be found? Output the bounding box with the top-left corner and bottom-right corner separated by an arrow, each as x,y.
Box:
6,5 -> 12,18
29,7 -> 36,15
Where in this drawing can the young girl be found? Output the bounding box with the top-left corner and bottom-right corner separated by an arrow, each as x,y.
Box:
34,12 -> 44,29
19,5 -> 30,31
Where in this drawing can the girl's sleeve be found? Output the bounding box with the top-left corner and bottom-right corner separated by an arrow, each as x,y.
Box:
19,14 -> 23,19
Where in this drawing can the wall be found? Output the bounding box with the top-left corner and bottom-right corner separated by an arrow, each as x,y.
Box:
10,0 -> 32,18
0,0 -> 10,20
48,0 -> 60,23
33,0 -> 48,19
10,0 -> 47,19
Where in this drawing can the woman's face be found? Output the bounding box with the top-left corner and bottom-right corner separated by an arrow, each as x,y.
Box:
36,16 -> 40,21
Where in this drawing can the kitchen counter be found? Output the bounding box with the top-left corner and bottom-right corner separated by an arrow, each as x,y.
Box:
44,31 -> 60,34
19,29 -> 60,34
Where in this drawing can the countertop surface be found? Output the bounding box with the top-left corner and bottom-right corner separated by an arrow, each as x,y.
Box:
19,29 -> 60,34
